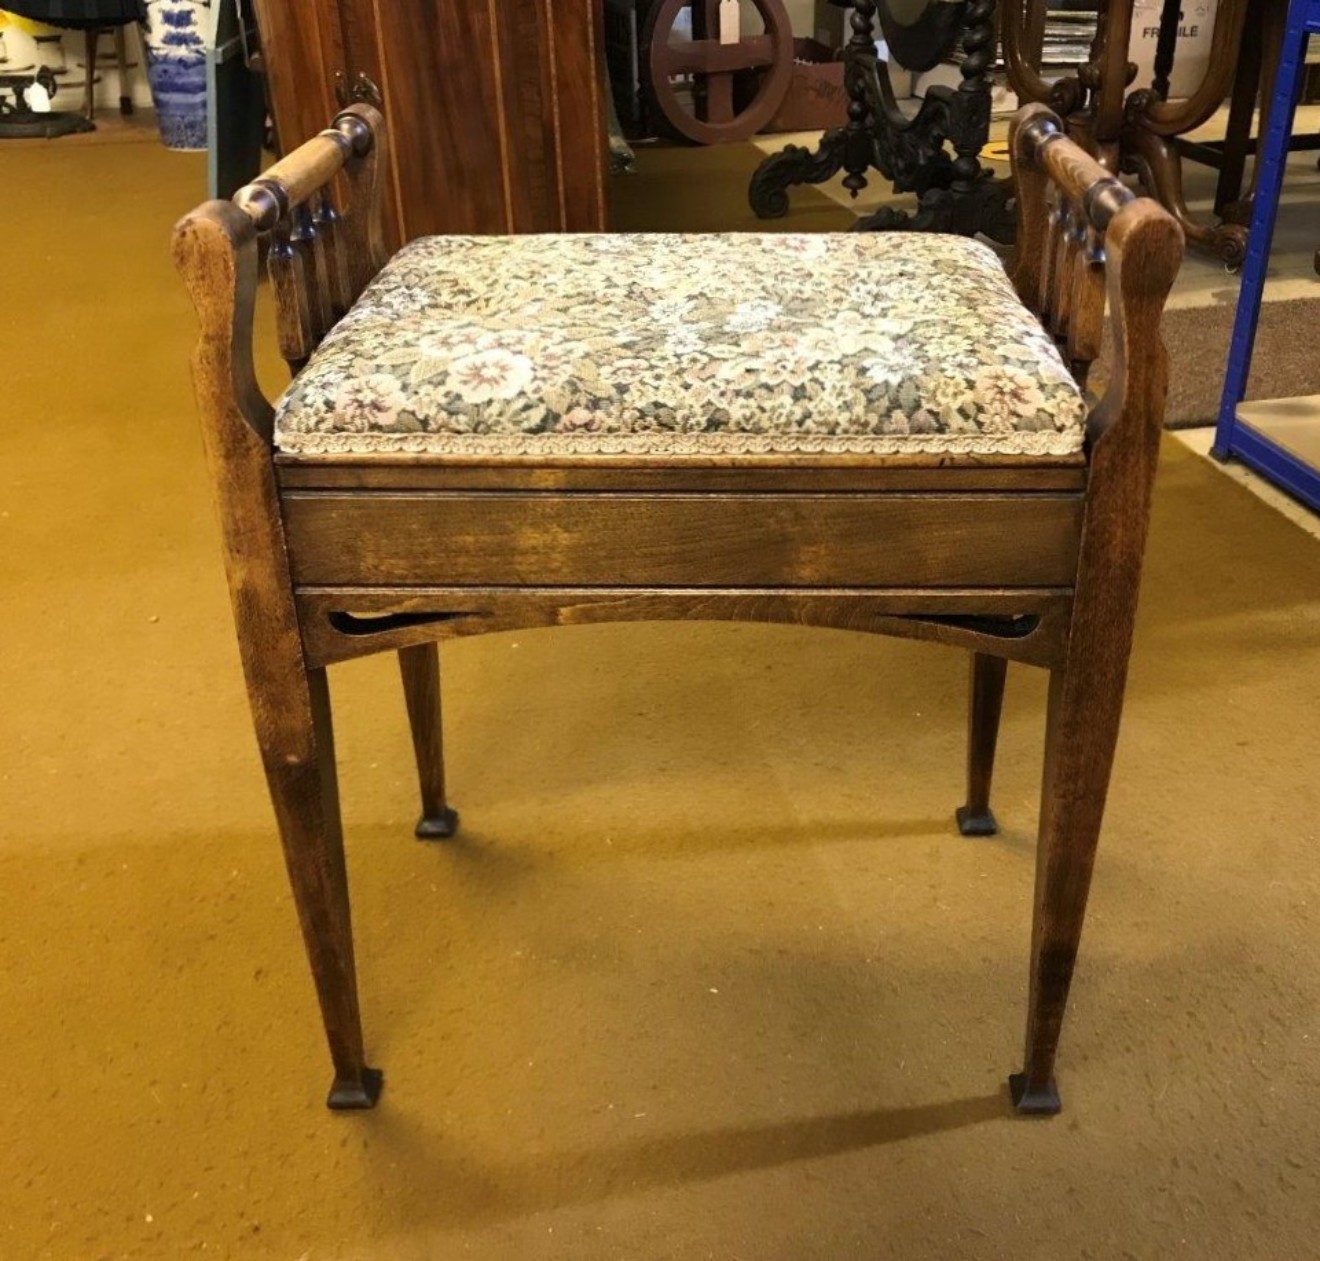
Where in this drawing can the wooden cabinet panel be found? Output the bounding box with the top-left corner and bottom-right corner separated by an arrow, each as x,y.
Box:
252,0 -> 608,242
499,0 -> 566,233
341,0 -> 508,239
542,0 -> 608,230
252,0 -> 346,157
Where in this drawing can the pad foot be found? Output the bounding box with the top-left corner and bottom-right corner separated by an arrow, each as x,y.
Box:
327,1067 -> 383,1110
415,807 -> 459,841
956,806 -> 999,837
1009,1072 -> 1061,1116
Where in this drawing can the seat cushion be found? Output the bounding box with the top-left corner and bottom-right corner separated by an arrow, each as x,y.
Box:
273,233 -> 1088,460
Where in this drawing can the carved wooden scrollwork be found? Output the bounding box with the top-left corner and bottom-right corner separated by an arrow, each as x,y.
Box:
749,0 -> 1012,242
1002,0 -> 1252,265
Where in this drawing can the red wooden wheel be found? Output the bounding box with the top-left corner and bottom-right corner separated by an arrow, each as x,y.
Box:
643,0 -> 795,145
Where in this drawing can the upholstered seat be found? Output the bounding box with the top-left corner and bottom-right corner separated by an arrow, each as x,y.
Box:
273,232 -> 1087,460
178,103 -> 1186,1116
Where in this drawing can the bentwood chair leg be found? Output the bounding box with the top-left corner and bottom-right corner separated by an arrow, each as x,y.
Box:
956,652 -> 1008,837
255,662 -> 381,1109
398,643 -> 459,840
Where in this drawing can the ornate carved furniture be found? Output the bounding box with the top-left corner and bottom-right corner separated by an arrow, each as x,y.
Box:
174,101 -> 1183,1114
749,0 -> 1012,240
1213,0 -> 1320,512
1170,0 -> 1320,229
1002,0 -> 1255,264
249,0 -> 609,244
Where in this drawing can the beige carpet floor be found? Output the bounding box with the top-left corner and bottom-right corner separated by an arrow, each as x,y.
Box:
3,135 -> 1320,1260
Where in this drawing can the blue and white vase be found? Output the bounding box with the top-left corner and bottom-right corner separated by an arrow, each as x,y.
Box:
143,0 -> 208,151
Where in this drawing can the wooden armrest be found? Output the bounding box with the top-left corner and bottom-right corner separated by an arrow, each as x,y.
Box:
173,102 -> 391,450
1009,104 -> 1184,451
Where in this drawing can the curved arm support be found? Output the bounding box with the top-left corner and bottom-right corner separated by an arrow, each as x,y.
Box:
1130,0 -> 1250,135
1001,0 -> 1060,106
1089,200 -> 1184,450
172,202 -> 275,446
1010,105 -> 1184,436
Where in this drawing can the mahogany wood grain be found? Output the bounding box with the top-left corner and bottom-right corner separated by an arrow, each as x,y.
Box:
346,0 -> 508,239
255,0 -> 608,243
250,0 -> 346,156
496,0 -> 562,233
542,0 -> 609,231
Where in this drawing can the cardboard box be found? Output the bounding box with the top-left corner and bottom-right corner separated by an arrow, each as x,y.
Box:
769,40 -> 848,131
1130,1 -> 1218,99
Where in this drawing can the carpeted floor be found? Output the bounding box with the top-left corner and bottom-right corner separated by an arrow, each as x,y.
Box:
3,135 -> 1320,1260
611,137 -> 855,232
1160,299 -> 1320,428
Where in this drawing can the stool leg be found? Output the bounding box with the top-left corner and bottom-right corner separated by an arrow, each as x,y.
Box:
254,661 -> 381,1109
114,25 -> 133,115
399,643 -> 459,840
956,652 -> 1007,837
1012,603 -> 1136,1116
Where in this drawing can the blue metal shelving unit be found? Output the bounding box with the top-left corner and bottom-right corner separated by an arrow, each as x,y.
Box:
1213,0 -> 1320,513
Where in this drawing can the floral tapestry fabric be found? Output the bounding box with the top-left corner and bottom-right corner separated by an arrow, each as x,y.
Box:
273,233 -> 1088,459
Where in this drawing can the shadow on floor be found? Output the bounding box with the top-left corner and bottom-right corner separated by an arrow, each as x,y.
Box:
364,1092 -> 1008,1231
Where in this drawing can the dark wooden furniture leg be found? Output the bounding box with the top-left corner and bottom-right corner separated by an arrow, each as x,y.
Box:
1013,554 -> 1147,1112
173,173 -> 383,1109
1013,604 -> 1134,1113
398,643 -> 459,840
257,660 -> 382,1108
113,24 -> 132,116
82,27 -> 97,120
956,652 -> 1007,837
1215,18 -> 1266,219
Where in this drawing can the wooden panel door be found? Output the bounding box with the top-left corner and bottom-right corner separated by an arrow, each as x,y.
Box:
338,0 -> 508,240
336,0 -> 609,242
539,0 -> 610,231
250,0 -> 347,157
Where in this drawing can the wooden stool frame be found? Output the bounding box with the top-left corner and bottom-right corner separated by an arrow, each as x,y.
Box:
174,102 -> 1183,1113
